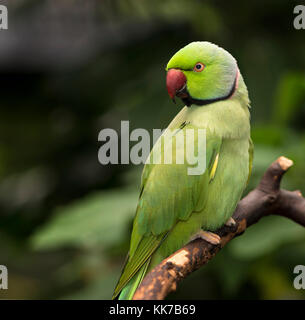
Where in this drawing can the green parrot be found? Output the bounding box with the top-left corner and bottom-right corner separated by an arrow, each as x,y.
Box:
112,41 -> 252,300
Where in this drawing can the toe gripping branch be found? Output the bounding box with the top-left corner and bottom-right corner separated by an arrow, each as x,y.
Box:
133,156 -> 305,300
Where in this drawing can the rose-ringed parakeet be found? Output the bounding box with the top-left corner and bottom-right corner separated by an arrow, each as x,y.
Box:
112,41 -> 253,300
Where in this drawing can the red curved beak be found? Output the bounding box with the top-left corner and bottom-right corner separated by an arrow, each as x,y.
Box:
166,69 -> 187,103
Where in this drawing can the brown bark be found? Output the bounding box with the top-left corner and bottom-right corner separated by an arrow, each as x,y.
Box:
133,156 -> 305,300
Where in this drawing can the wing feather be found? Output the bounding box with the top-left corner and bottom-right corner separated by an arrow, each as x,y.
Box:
113,123 -> 222,299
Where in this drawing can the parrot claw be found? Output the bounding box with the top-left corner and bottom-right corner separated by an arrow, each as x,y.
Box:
224,217 -> 237,233
225,217 -> 236,227
190,230 -> 221,246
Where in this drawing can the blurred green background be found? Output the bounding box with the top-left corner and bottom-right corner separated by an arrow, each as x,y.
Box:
0,0 -> 305,299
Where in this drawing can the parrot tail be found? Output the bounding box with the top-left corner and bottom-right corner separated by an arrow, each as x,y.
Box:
117,259 -> 150,300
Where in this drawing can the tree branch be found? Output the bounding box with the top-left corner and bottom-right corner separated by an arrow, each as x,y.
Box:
133,156 -> 305,300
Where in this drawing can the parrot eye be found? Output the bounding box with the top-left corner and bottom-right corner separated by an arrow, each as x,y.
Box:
193,62 -> 205,72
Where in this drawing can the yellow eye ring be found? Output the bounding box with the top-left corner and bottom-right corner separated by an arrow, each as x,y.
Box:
193,62 -> 205,72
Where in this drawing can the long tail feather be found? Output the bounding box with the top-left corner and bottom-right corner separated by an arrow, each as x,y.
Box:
117,259 -> 150,300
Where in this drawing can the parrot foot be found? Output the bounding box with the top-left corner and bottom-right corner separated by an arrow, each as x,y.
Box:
225,217 -> 236,227
224,217 -> 237,233
190,230 -> 221,246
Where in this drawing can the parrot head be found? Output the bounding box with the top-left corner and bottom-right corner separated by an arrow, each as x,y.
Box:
166,41 -> 239,106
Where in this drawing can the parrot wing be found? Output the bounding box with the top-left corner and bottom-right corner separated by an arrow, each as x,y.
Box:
112,122 -> 222,299
247,137 -> 254,185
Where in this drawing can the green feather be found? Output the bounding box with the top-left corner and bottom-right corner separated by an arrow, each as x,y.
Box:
112,234 -> 165,299
247,138 -> 254,185
113,41 -> 252,300
117,259 -> 150,300
113,124 -> 222,299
